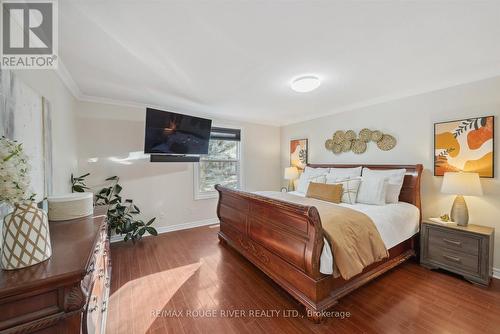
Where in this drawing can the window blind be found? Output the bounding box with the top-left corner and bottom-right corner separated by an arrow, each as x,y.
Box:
210,127 -> 241,141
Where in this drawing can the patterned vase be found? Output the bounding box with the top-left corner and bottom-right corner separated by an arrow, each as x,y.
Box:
0,202 -> 13,237
1,202 -> 52,270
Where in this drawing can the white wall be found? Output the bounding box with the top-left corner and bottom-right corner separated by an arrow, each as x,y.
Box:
13,70 -> 78,194
75,101 -> 281,230
281,77 -> 500,269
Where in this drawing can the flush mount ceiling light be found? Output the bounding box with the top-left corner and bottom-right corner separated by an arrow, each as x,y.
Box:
290,75 -> 321,93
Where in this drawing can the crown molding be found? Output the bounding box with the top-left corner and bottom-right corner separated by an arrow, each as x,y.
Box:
55,59 -> 82,99
78,93 -> 147,109
281,69 -> 500,126
77,92 -> 283,126
54,57 -> 500,127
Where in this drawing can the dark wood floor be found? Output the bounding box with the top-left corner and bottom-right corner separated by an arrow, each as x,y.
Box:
107,225 -> 500,334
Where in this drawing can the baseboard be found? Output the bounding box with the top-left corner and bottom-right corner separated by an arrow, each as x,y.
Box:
110,218 -> 219,243
493,267 -> 500,279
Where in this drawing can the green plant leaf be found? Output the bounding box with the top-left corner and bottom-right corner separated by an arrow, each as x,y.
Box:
146,227 -> 158,236
124,220 -> 132,232
109,198 -> 120,204
146,217 -> 156,226
106,176 -> 119,181
73,185 -> 85,192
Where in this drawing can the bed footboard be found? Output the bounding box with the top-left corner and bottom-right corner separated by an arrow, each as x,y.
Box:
215,185 -> 330,313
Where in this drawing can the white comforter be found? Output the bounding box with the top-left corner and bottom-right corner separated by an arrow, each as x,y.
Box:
287,191 -> 420,275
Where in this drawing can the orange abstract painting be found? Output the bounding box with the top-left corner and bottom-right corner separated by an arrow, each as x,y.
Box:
434,116 -> 494,177
290,139 -> 308,170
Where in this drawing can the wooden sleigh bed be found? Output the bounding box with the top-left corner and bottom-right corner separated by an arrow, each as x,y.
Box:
215,164 -> 423,321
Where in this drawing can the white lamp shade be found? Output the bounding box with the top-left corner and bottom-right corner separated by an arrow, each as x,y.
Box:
284,166 -> 299,180
441,172 -> 483,196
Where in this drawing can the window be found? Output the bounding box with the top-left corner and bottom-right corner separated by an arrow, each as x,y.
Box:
195,127 -> 241,199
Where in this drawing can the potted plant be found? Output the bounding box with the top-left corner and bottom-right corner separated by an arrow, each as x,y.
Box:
71,173 -> 158,243
0,136 -> 52,270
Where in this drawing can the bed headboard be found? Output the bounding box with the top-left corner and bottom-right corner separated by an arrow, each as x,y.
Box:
307,164 -> 423,214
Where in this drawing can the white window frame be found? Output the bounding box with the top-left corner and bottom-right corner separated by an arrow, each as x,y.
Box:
194,125 -> 243,200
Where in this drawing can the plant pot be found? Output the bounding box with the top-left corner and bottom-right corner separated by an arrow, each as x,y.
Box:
1,202 -> 52,270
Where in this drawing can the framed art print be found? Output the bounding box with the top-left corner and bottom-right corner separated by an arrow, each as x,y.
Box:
434,116 -> 494,177
290,139 -> 308,170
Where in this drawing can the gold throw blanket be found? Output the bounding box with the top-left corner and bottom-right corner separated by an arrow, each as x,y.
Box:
256,192 -> 389,279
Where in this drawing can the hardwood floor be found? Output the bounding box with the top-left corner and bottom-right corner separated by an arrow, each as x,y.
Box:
107,225 -> 500,334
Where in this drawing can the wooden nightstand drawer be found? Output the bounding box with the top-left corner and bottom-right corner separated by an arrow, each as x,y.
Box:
420,220 -> 494,287
427,247 -> 479,275
428,227 -> 479,255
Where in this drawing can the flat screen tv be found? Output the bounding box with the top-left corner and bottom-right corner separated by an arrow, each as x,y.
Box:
144,108 -> 212,155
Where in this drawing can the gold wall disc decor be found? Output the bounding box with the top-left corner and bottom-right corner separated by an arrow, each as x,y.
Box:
325,139 -> 334,150
341,140 -> 352,152
351,140 -> 367,154
332,130 -> 345,144
324,128 -> 397,154
371,130 -> 383,142
359,128 -> 372,142
345,130 -> 356,141
377,134 -> 397,151
332,143 -> 343,154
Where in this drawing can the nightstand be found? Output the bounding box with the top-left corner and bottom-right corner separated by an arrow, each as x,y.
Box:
420,219 -> 494,286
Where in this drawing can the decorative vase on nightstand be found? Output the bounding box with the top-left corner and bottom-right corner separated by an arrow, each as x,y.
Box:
1,202 -> 52,270
441,172 -> 483,227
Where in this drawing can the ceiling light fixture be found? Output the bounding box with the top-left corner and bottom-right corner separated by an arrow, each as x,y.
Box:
291,75 -> 321,93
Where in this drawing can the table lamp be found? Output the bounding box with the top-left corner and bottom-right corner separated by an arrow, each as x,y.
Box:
284,166 -> 299,191
441,172 -> 483,226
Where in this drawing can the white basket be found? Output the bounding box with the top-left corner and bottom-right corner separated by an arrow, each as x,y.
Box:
47,193 -> 94,221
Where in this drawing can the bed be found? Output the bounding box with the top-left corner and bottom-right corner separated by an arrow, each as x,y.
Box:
215,164 -> 423,321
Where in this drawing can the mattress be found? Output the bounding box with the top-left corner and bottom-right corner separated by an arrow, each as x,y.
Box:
287,191 -> 420,275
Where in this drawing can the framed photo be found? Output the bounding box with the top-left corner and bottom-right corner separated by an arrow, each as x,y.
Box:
290,139 -> 308,170
434,116 -> 494,178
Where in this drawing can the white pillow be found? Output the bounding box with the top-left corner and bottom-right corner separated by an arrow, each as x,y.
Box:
327,167 -> 362,180
362,168 -> 406,203
357,175 -> 389,205
303,166 -> 330,176
297,174 -> 326,194
326,177 -> 362,204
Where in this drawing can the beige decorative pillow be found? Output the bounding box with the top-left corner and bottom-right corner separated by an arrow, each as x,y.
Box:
306,183 -> 343,204
326,177 -> 362,204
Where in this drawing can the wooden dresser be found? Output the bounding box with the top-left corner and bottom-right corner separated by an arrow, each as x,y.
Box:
0,208 -> 111,333
420,219 -> 494,286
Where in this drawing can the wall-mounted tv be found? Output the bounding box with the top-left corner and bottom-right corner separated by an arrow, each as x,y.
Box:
144,108 -> 212,155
